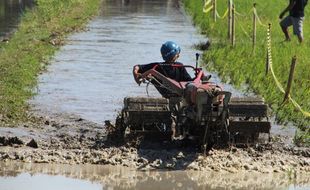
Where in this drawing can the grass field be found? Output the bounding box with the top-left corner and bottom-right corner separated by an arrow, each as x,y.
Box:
0,0 -> 100,123
183,0 -> 310,144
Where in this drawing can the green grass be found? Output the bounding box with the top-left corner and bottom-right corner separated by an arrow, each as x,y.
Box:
183,0 -> 310,143
0,0 -> 100,123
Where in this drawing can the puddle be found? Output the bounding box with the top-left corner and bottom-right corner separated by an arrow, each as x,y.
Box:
0,161 -> 309,190
30,0 -> 240,124
0,173 -> 101,190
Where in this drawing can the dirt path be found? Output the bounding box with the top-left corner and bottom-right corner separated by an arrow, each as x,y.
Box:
0,113 -> 309,174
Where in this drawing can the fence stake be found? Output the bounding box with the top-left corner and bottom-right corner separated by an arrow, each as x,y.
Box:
213,0 -> 217,22
231,4 -> 235,47
228,0 -> 232,39
283,56 -> 297,103
266,23 -> 271,75
265,50 -> 269,75
252,3 -> 257,52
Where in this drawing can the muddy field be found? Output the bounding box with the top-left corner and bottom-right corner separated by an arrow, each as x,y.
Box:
0,1 -> 309,188
0,113 -> 309,175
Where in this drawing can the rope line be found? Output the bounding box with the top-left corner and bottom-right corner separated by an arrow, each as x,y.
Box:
290,98 -> 310,117
235,15 -> 252,39
267,25 -> 285,93
204,0 -> 211,6
254,9 -> 268,27
216,8 -> 229,19
266,25 -> 310,117
203,5 -> 213,14
234,9 -> 246,17
203,0 -> 213,13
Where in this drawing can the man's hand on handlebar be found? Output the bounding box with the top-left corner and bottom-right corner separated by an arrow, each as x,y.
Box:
133,65 -> 143,85
131,64 -> 155,86
133,70 -> 152,86
137,74 -> 152,85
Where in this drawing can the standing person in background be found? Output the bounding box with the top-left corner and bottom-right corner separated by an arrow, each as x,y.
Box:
279,0 -> 308,43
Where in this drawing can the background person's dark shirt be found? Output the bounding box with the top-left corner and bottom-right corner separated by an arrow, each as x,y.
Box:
290,0 -> 307,17
138,62 -> 192,97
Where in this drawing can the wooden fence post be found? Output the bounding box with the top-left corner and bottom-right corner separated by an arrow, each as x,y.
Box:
231,4 -> 235,47
213,0 -> 217,22
252,3 -> 257,52
283,56 -> 297,103
228,0 -> 232,40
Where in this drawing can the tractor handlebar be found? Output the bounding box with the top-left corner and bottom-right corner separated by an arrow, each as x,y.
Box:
140,64 -> 203,82
152,64 -> 200,72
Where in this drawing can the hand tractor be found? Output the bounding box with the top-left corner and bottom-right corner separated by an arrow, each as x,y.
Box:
114,55 -> 271,152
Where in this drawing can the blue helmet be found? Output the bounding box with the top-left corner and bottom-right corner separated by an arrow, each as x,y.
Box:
160,41 -> 181,62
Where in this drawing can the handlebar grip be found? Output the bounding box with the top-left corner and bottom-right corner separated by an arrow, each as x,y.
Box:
139,78 -> 147,84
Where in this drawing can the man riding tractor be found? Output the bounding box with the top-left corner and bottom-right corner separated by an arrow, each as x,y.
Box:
133,41 -> 193,98
132,41 -> 200,141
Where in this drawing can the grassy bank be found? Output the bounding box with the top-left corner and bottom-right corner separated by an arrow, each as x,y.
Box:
0,0 -> 100,123
183,0 -> 309,144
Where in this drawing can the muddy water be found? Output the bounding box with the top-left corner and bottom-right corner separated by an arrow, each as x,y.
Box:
1,162 -> 309,190
18,0 -> 307,189
0,0 -> 34,38
30,0 -> 241,123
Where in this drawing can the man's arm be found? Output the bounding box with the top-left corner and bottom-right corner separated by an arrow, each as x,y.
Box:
132,65 -> 142,85
132,63 -> 158,85
279,0 -> 296,19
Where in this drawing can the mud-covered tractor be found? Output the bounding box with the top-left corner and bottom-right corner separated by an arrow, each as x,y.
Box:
115,58 -> 271,151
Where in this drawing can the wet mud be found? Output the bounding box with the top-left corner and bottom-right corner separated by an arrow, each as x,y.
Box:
0,113 -> 309,174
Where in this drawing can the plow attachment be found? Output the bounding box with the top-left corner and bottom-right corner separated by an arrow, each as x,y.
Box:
228,97 -> 271,143
115,96 -> 271,146
120,97 -> 171,133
